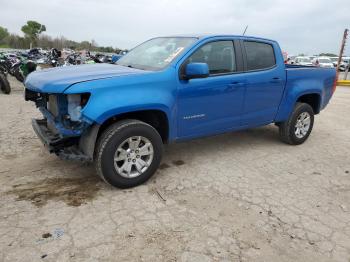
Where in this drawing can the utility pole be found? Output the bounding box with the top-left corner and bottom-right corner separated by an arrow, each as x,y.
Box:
345,65 -> 349,81
242,26 -> 248,36
336,29 -> 348,79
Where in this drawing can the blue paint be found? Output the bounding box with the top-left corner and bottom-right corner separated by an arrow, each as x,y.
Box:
25,35 -> 336,142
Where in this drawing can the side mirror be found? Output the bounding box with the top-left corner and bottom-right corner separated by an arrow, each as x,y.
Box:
184,63 -> 209,79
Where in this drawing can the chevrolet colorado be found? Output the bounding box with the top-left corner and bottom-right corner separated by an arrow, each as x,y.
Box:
24,35 -> 337,188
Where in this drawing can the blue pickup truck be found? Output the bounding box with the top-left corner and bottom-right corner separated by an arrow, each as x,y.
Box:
25,35 -> 336,188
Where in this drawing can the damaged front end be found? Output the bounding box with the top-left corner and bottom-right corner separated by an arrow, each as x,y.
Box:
25,89 -> 95,161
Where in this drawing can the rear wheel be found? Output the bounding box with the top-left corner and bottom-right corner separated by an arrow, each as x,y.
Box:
0,73 -> 11,94
95,119 -> 163,188
279,103 -> 314,145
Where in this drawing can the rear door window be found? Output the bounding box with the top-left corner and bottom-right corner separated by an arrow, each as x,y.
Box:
243,41 -> 276,71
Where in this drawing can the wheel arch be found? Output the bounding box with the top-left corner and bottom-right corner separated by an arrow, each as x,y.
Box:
97,109 -> 170,144
79,109 -> 170,160
296,93 -> 321,114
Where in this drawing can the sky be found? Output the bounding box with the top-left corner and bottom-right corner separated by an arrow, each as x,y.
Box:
0,0 -> 349,55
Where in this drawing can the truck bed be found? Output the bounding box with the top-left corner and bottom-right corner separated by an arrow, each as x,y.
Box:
285,64 -> 316,69
283,64 -> 336,114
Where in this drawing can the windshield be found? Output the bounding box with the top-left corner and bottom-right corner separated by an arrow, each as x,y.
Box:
330,57 -> 338,62
319,58 -> 331,63
117,37 -> 197,71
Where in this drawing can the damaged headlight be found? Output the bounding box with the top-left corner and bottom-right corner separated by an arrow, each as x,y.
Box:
66,93 -> 90,122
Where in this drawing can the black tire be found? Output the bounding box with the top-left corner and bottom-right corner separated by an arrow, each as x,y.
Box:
279,103 -> 314,145
0,73 -> 11,94
14,68 -> 24,82
95,119 -> 163,188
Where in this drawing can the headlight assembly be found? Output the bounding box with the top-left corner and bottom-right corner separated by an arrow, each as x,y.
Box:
66,93 -> 90,122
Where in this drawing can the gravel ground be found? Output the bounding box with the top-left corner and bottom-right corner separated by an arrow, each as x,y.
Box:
0,76 -> 350,262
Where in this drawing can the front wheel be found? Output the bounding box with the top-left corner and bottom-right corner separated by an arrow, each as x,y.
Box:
279,103 -> 314,145
95,120 -> 163,188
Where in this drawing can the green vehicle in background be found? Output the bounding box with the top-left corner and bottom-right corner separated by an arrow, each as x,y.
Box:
12,55 -> 37,83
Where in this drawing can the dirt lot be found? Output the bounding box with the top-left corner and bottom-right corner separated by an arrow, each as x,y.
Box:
1,76 -> 350,262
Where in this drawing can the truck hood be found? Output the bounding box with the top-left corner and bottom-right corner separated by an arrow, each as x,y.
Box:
24,63 -> 146,93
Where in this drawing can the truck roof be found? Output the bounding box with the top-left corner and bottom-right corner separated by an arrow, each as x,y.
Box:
162,34 -> 277,43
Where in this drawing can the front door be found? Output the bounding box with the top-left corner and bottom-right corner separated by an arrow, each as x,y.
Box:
177,40 -> 245,139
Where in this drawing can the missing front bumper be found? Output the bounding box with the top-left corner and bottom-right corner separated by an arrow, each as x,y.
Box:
32,118 -> 92,162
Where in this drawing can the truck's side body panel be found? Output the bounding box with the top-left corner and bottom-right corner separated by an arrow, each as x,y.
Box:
275,66 -> 335,122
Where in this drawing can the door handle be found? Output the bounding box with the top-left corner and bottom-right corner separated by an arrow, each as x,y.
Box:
226,82 -> 245,91
228,81 -> 245,87
270,77 -> 282,83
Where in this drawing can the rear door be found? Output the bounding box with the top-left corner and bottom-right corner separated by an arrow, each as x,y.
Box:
240,40 -> 286,126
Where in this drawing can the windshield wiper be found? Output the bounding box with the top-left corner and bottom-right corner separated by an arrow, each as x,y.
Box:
115,63 -> 133,68
117,63 -> 146,70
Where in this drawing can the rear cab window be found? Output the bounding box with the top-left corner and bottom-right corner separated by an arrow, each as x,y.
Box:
243,41 -> 276,71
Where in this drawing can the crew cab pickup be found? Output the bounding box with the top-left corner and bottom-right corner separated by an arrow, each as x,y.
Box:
25,35 -> 337,188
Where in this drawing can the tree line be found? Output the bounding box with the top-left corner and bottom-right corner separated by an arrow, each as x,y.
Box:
0,21 -> 125,53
